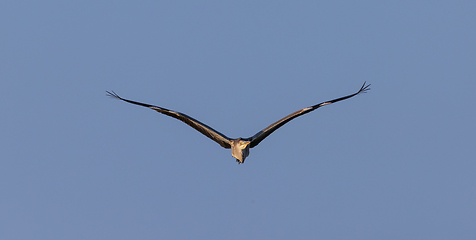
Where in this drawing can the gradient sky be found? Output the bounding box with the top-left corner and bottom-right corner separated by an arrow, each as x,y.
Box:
1,1 -> 475,239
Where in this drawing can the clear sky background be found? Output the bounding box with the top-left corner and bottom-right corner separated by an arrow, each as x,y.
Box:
1,1 -> 475,239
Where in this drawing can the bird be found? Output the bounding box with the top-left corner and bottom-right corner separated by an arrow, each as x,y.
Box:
107,82 -> 370,163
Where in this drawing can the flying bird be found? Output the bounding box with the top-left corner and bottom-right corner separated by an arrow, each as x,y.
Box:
107,82 -> 370,163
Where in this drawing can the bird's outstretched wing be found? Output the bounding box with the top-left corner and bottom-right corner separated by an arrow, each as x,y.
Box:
247,82 -> 370,148
106,91 -> 232,149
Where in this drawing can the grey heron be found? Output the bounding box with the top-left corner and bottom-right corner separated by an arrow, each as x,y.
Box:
107,82 -> 370,163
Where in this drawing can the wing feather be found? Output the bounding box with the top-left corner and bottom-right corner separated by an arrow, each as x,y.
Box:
247,82 -> 370,148
106,91 -> 232,148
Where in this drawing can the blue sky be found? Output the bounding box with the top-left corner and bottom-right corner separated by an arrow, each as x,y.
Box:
1,1 -> 475,239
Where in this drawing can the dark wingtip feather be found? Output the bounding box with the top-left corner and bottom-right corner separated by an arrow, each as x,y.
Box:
358,82 -> 371,94
106,90 -> 121,100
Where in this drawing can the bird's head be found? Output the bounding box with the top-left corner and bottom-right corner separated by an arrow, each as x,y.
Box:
230,138 -> 251,164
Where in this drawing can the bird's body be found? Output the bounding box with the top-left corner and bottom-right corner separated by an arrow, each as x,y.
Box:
107,82 -> 370,163
230,138 -> 251,163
